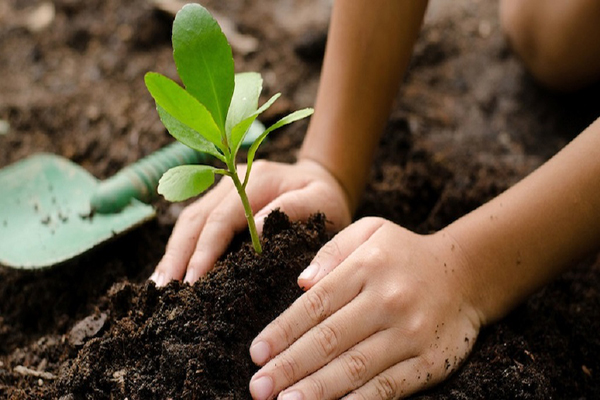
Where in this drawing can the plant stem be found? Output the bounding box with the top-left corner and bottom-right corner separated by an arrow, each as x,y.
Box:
228,160 -> 262,254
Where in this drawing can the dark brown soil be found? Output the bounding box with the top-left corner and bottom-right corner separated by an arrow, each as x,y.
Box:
1,0 -> 599,399
54,211 -> 327,399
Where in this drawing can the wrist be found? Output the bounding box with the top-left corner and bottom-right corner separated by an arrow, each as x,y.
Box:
296,153 -> 361,215
440,216 -> 539,327
428,228 -> 489,328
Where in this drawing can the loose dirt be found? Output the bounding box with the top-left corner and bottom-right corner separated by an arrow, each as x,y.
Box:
0,0 -> 598,399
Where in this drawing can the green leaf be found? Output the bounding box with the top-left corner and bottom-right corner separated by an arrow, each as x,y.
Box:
158,165 -> 216,202
243,108 -> 314,186
157,106 -> 225,162
173,4 -> 234,133
145,72 -> 223,149
226,72 -> 262,138
229,93 -> 280,158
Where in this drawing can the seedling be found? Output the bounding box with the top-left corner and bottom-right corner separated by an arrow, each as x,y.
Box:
145,4 -> 313,254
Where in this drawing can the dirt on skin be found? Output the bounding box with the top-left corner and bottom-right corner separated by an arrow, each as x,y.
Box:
0,0 -> 599,399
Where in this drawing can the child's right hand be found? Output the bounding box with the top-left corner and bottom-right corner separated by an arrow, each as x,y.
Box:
249,218 -> 482,399
149,159 -> 352,286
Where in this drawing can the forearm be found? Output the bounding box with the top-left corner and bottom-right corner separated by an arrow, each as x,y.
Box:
447,117 -> 600,324
299,0 -> 428,213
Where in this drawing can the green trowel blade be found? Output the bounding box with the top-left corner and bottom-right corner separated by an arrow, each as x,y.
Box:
0,154 -> 155,269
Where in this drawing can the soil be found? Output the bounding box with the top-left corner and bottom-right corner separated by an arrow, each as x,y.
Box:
0,0 -> 599,399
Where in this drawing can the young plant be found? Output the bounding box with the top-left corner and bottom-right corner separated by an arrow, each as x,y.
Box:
144,4 -> 313,254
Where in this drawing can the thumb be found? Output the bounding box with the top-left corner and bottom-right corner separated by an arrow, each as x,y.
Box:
254,183 -> 352,235
253,189 -> 316,234
297,217 -> 385,290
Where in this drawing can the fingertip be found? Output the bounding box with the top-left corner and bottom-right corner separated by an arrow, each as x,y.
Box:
298,263 -> 319,281
155,250 -> 188,283
249,340 -> 271,366
150,270 -> 167,287
249,374 -> 274,400
254,214 -> 266,235
297,263 -> 319,290
297,280 -> 315,291
254,206 -> 272,235
186,251 -> 215,283
183,268 -> 199,285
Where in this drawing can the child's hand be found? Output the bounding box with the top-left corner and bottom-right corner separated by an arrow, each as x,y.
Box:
150,159 -> 352,285
249,218 -> 482,399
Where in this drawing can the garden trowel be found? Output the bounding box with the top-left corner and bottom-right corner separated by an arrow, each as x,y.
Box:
0,122 -> 263,269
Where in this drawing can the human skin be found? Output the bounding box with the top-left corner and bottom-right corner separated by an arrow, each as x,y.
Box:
245,0 -> 600,398
248,117 -> 600,399
149,0 -> 600,288
500,0 -> 600,91
148,0 -> 600,398
149,159 -> 353,284
149,0 -> 428,285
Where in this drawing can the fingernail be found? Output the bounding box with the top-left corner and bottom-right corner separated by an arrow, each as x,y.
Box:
155,272 -> 166,287
298,264 -> 318,281
149,271 -> 158,282
255,215 -> 266,232
184,269 -> 198,285
249,375 -> 273,400
250,341 -> 270,365
279,390 -> 303,400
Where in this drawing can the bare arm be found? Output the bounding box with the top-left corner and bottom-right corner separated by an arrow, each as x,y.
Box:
299,0 -> 429,213
248,118 -> 600,400
448,117 -> 600,324
151,0 -> 429,285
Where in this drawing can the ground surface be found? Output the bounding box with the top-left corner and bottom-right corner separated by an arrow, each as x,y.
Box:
0,0 -> 599,399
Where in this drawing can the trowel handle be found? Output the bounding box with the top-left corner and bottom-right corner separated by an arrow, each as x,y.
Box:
90,142 -> 207,213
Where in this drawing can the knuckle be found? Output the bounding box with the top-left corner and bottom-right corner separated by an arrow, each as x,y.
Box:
271,316 -> 297,346
178,204 -> 202,223
378,284 -> 408,316
250,160 -> 272,176
316,180 -> 343,202
378,282 -> 422,321
303,286 -> 331,323
204,208 -> 231,226
362,216 -> 387,227
253,159 -> 269,169
279,192 -> 302,219
405,312 -> 428,339
359,246 -> 387,272
415,353 -> 436,373
341,349 -> 370,384
345,249 -> 380,281
373,373 -> 398,399
304,376 -> 326,399
313,324 -> 340,359
275,354 -> 300,383
347,391 -> 368,400
318,240 -> 343,263
413,354 -> 442,389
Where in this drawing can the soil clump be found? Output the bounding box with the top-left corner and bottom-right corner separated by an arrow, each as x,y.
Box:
0,0 -> 599,398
